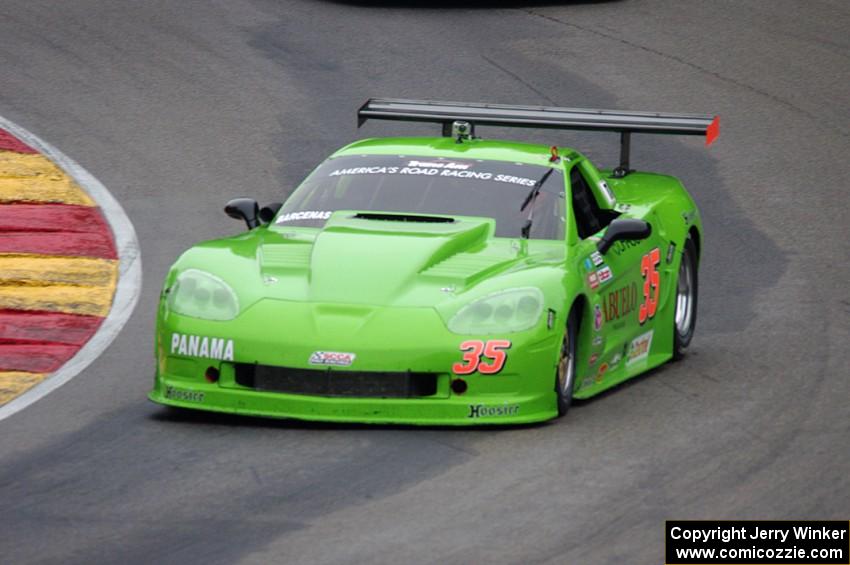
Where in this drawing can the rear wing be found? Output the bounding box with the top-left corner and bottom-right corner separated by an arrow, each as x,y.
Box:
357,98 -> 719,177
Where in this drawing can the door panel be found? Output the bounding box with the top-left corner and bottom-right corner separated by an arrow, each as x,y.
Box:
566,161 -> 668,393
572,224 -> 667,392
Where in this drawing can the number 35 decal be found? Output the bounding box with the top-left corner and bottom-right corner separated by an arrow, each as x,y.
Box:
452,340 -> 512,375
639,247 -> 661,324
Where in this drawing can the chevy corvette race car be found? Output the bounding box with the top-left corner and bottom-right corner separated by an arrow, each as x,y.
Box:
150,99 -> 719,424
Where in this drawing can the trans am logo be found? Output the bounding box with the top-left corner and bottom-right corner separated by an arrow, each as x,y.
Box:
309,351 -> 356,366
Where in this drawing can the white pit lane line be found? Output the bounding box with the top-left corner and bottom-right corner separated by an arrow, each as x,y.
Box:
0,116 -> 142,422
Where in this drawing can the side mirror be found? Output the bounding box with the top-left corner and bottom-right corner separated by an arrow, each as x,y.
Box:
258,202 -> 283,224
597,218 -> 651,255
225,198 -> 260,230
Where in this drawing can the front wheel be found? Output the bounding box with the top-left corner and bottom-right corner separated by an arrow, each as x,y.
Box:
673,236 -> 699,359
555,307 -> 579,417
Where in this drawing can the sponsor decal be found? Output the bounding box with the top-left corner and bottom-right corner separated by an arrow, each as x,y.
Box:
329,166 -> 401,176
547,309 -> 556,330
611,239 -> 641,256
276,210 -> 332,224
666,242 -> 676,264
594,304 -> 603,331
309,351 -> 356,366
407,160 -> 470,170
171,333 -> 234,361
164,386 -> 205,403
595,362 -> 609,384
602,282 -> 639,323
588,353 -> 599,366
582,361 -> 609,389
453,340 -> 511,375
592,334 -> 604,348
587,272 -> 599,289
626,330 -> 654,366
609,352 -> 623,367
492,174 -> 537,187
468,403 -> 520,418
590,251 -> 604,267
615,202 -> 632,212
327,163 -> 537,187
583,257 -> 593,272
596,265 -> 613,284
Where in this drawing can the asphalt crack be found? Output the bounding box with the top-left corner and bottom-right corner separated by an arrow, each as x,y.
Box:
520,8 -> 848,139
480,54 -> 558,105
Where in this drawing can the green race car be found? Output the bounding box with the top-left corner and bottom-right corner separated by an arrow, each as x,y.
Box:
150,99 -> 719,425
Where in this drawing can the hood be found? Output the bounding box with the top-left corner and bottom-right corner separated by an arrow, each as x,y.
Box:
179,211 -> 565,310
261,211 -> 529,307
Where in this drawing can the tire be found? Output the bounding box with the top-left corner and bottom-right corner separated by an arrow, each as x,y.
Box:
673,235 -> 699,360
555,306 -> 579,417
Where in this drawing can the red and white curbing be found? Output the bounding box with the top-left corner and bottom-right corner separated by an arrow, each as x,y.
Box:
0,116 -> 141,421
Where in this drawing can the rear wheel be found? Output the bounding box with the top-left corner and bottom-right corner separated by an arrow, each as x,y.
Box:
556,307 -> 579,416
673,236 -> 698,359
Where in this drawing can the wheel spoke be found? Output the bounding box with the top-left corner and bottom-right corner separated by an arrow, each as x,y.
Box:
558,331 -> 574,394
675,251 -> 694,335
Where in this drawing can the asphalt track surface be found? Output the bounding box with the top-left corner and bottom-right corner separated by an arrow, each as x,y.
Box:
1,1 -> 848,563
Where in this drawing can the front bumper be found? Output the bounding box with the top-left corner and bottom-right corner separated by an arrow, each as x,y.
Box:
150,300 -> 560,425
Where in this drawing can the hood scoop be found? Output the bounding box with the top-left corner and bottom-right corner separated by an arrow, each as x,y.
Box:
260,243 -> 312,270
307,213 -> 496,304
351,212 -> 455,224
422,246 -> 517,284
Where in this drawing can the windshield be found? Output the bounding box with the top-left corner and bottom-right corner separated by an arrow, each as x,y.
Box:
276,154 -> 565,240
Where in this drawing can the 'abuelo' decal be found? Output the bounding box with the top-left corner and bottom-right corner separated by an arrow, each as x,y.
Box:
602,282 -> 639,323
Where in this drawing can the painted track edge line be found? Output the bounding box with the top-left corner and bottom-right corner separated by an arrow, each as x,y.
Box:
0,116 -> 142,421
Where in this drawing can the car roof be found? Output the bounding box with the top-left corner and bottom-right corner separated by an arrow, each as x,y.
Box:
332,137 -> 580,167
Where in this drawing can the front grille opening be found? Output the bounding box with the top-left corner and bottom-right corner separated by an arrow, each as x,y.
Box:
235,364 -> 438,398
352,212 -> 455,224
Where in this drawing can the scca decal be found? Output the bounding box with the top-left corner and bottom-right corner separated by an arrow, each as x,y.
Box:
309,351 -> 356,366
452,340 -> 511,375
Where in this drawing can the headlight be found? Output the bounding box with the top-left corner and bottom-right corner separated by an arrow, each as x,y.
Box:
448,287 -> 544,334
166,269 -> 240,321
